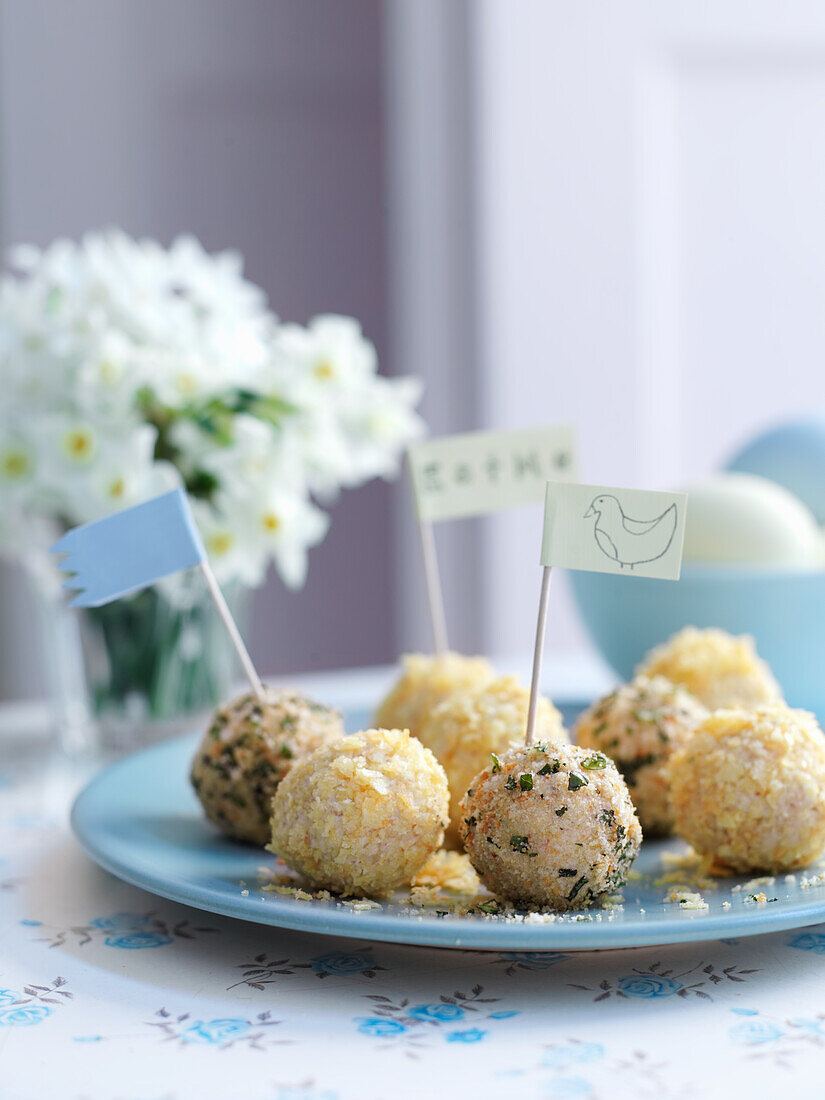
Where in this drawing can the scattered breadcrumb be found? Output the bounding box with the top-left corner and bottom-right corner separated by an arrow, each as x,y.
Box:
732,876 -> 775,893
284,887 -> 315,902
523,911 -> 559,924
248,841 -> 819,927
664,888 -> 709,911
409,885 -> 444,908
249,860 -> 634,925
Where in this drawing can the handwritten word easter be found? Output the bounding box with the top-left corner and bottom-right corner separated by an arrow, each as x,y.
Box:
409,426 -> 577,522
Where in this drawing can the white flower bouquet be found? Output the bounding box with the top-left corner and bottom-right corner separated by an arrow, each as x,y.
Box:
0,230 -> 424,732
0,229 -> 423,588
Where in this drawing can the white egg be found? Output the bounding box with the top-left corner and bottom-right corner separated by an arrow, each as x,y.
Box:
727,419 -> 825,524
683,472 -> 821,568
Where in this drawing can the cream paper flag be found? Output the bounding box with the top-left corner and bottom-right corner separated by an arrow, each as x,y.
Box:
541,480 -> 688,580
523,479 -> 687,746
408,425 -> 577,523
407,425 -> 578,653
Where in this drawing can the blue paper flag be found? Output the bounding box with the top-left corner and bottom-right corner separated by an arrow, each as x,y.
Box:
52,489 -> 207,607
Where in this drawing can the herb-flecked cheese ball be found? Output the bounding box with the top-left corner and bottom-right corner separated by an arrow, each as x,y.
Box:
190,689 -> 344,846
667,705 -> 825,874
459,742 -> 641,909
418,676 -> 568,848
636,626 -> 781,711
574,675 -> 708,835
270,728 -> 450,896
374,652 -> 495,741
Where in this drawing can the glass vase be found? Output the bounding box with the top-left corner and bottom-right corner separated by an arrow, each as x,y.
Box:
77,573 -> 248,752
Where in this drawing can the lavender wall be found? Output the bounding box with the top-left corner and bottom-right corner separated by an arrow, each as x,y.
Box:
0,0 -> 394,695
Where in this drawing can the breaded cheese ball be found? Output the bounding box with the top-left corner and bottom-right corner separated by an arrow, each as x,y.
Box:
270,728 -> 449,896
575,675 -> 708,835
418,676 -> 567,848
667,704 -> 825,874
374,652 -> 494,741
191,689 -> 344,846
459,742 -> 641,909
636,626 -> 781,710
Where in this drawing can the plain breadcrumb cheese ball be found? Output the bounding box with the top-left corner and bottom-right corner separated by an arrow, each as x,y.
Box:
460,742 -> 641,909
418,676 -> 567,848
667,705 -> 825,874
575,675 -> 708,835
636,626 -> 781,710
191,688 -> 344,846
374,652 -> 494,741
270,728 -> 449,896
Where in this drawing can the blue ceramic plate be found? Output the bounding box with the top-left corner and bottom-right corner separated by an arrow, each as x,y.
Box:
71,706 -> 825,951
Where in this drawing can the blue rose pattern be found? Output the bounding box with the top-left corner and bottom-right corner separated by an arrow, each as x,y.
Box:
356,1017 -> 406,1037
617,975 -> 684,998
352,987 -> 517,1050
90,913 -> 152,931
0,1005 -> 52,1027
787,932 -> 825,955
104,930 -> 174,949
499,951 -> 568,971
0,978 -> 72,1027
310,952 -> 378,977
789,1017 -> 825,1037
181,1018 -> 251,1045
148,1008 -> 279,1048
36,912 -> 218,950
408,1002 -> 466,1022
445,1028 -> 487,1043
729,1019 -> 785,1045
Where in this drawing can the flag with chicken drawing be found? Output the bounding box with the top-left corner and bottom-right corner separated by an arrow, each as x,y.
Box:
542,481 -> 687,580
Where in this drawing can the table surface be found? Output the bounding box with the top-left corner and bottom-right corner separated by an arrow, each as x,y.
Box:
3,659 -> 825,1100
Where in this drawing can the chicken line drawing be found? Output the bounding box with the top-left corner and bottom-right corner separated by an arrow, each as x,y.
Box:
584,494 -> 678,570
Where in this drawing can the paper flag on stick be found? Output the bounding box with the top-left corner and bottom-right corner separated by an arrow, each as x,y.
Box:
409,424 -> 577,523
524,480 -> 687,746
407,425 -> 578,654
52,489 -> 207,606
541,481 -> 688,580
52,488 -> 264,698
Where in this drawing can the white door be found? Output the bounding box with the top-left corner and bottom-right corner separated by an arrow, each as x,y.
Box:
470,0 -> 825,659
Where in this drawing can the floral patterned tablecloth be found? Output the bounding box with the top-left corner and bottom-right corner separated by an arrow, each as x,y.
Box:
3,736 -> 825,1100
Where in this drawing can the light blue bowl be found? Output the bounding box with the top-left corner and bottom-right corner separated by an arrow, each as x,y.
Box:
569,564 -> 825,720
